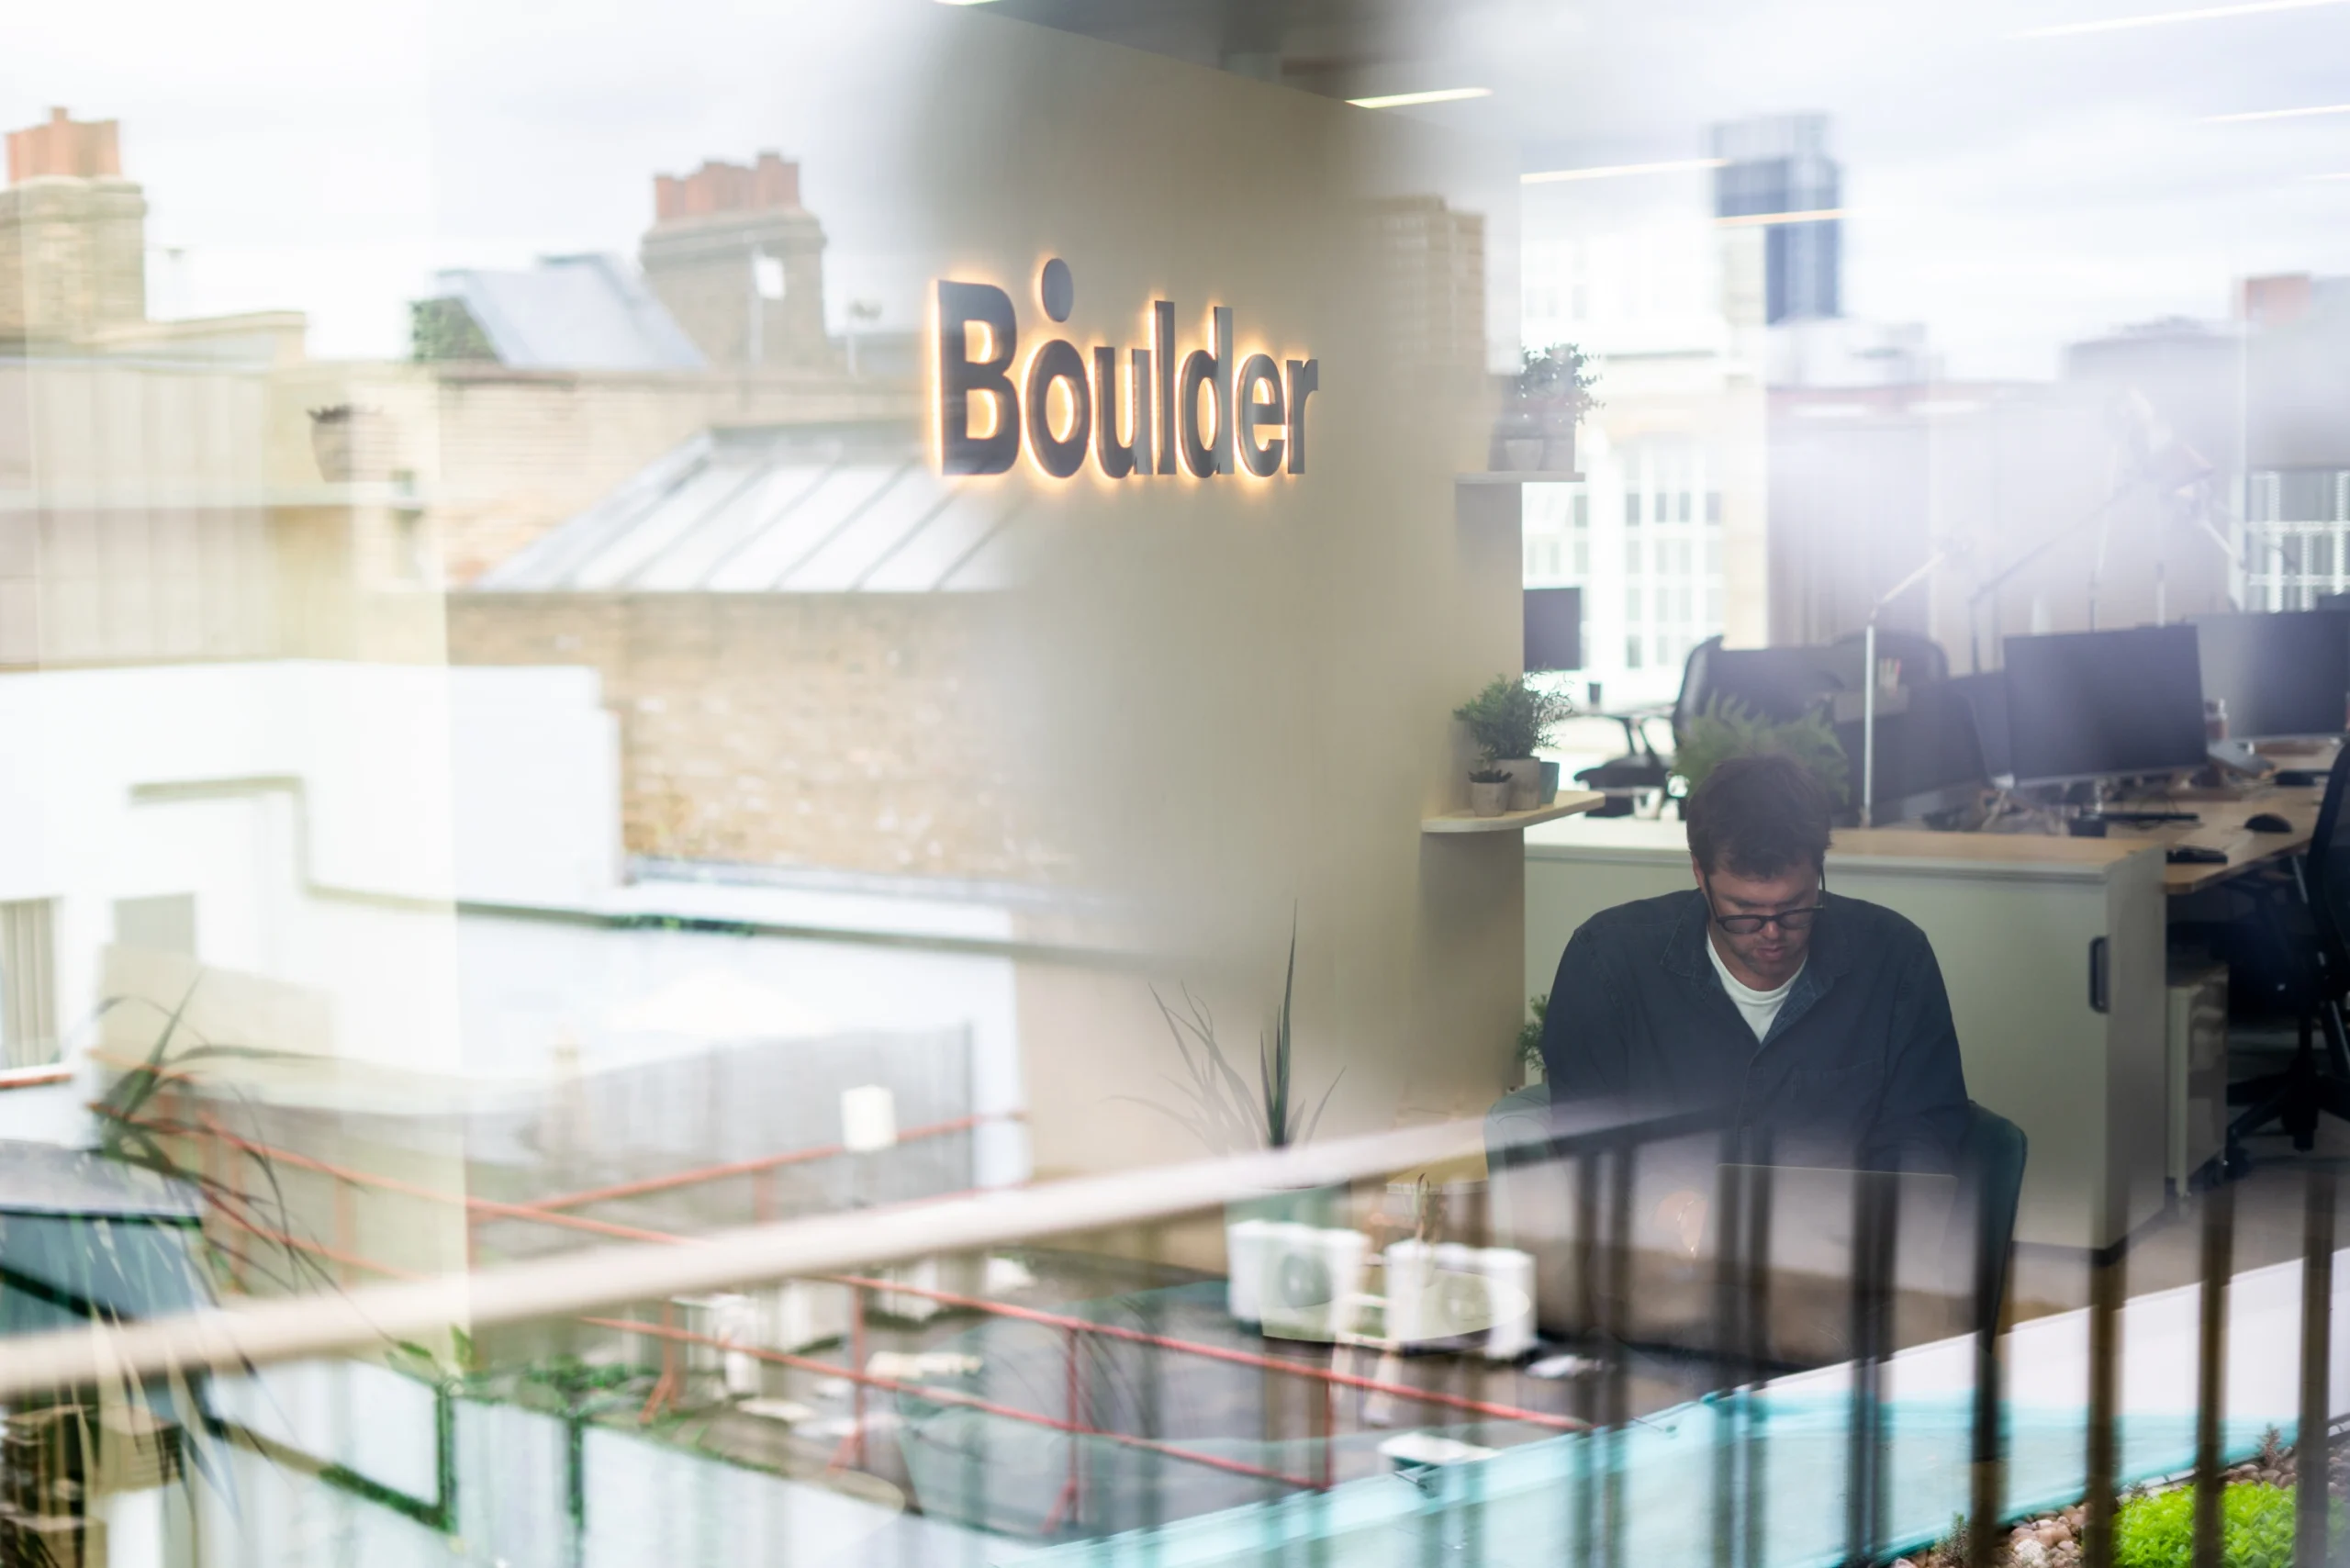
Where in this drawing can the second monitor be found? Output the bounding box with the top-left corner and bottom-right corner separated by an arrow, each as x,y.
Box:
2001,623 -> 2208,788
2189,610 -> 2350,742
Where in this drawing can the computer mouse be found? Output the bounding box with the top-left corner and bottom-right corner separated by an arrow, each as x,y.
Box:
2247,812 -> 2294,834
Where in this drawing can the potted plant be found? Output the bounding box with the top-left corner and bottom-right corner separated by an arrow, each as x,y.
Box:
1669,696 -> 1852,805
1468,766 -> 1512,817
308,405 -> 395,484
1514,343 -> 1601,474
1454,676 -> 1575,810
1121,925 -> 1347,1329
1494,403 -> 1546,472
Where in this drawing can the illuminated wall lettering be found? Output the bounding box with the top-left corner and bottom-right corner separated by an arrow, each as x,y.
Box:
935,260 -> 1315,479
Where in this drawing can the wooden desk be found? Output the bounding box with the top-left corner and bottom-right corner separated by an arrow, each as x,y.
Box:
2120,788 -> 2322,895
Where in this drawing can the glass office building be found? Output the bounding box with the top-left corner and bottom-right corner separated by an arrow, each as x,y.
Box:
5,2 -> 2350,1564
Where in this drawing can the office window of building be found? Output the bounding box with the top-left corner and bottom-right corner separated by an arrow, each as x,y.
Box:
1625,492 -> 1641,526
2245,467 -> 2350,611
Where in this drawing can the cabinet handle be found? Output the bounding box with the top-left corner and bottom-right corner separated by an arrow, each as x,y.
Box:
2088,936 -> 2109,1014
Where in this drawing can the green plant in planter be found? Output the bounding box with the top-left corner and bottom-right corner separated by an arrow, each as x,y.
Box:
1516,993 -> 1548,1075
1468,766 -> 1512,785
1129,920 -> 1340,1153
2111,1481 -> 2334,1568
1516,342 -> 1601,433
1670,696 -> 1850,806
1455,676 -> 1574,762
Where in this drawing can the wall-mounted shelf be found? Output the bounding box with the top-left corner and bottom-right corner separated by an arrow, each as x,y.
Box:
1456,471 -> 1584,486
1423,791 -> 1606,834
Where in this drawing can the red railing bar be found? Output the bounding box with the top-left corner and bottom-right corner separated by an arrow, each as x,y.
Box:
513,1113 -> 1019,1215
97,1047 -> 1018,1220
828,1272 -> 1584,1433
155,1114 -> 1585,1439
583,1315 -> 1320,1492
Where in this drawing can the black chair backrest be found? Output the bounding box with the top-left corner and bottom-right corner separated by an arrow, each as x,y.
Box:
2303,756 -> 2350,979
1675,633 -> 1955,748
1831,629 -> 1951,688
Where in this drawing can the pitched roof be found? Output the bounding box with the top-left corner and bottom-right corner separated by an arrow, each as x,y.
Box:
434,253 -> 706,373
472,427 -> 1022,593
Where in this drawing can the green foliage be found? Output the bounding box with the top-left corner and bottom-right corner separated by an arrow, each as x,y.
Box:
1927,1510 -> 1979,1568
2113,1483 -> 2331,1568
1468,766 -> 1512,784
91,982 -> 327,1298
1516,993 -> 1548,1071
1454,676 -> 1574,762
1516,342 -> 1602,427
1670,696 -> 1850,806
408,297 -> 498,362
1126,920 -> 1340,1153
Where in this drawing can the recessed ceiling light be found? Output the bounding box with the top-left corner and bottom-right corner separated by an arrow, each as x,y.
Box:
2204,101 -> 2350,122
1523,158 -> 1728,185
1346,87 -> 1494,110
2013,0 -> 2344,38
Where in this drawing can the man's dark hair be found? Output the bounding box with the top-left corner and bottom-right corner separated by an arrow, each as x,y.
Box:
1685,754 -> 1832,879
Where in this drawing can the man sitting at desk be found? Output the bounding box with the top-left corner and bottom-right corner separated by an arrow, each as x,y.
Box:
1538,753 -> 1970,1171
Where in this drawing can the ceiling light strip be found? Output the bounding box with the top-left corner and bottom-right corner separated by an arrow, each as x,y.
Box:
1522,157 -> 1729,185
1346,87 -> 1493,109
2014,0 -> 2344,38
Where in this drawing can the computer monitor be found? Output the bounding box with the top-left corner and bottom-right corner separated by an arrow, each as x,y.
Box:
2001,624 -> 2208,787
1945,672 -> 2012,784
2188,610 -> 2350,742
1833,683 -> 1991,824
1523,587 -> 1583,673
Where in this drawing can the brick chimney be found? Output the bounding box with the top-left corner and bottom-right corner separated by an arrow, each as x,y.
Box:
7,107 -> 122,184
2242,274 -> 2312,328
641,151 -> 832,371
653,152 -> 802,224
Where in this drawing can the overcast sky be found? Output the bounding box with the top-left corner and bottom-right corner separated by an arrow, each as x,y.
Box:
6,0 -> 2347,376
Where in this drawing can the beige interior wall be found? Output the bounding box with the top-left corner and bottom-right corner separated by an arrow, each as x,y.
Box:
881,7 -> 1526,1175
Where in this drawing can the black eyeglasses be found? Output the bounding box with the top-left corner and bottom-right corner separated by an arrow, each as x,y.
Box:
1703,871 -> 1828,935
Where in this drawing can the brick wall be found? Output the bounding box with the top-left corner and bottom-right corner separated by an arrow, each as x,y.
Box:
447,592 -> 1060,882
0,177 -> 147,342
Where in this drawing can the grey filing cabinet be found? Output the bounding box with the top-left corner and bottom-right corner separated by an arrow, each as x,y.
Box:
1524,817 -> 2169,1253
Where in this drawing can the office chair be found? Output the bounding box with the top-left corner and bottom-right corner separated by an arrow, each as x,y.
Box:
2225,755 -> 2350,1159
1830,628 -> 1950,689
1672,636 -> 1727,741
1574,709 -> 1671,816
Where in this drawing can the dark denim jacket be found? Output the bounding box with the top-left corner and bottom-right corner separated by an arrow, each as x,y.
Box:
1537,887 -> 1970,1171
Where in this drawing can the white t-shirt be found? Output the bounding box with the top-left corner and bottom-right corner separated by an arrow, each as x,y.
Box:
1706,934 -> 1801,1043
